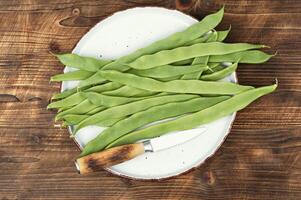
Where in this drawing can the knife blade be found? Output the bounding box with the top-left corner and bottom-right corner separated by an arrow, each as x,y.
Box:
75,127 -> 207,174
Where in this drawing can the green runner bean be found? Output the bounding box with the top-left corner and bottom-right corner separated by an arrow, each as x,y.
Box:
48,82 -> 123,109
201,62 -> 238,81
48,92 -> 86,109
64,114 -> 125,127
106,84 -> 277,149
51,87 -> 77,100
84,92 -> 146,107
209,50 -> 273,63
86,106 -> 106,115
55,99 -> 98,121
74,94 -> 198,133
128,64 -> 208,78
128,42 -> 265,69
54,53 -> 112,72
80,96 -> 229,156
100,70 -> 253,95
51,70 -> 94,82
103,85 -> 158,97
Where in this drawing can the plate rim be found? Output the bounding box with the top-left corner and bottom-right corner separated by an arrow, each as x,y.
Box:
62,6 -> 237,180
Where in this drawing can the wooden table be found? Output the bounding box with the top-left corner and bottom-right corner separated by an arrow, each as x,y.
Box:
0,0 -> 300,199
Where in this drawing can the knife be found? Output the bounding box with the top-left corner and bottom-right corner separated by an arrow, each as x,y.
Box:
75,127 -> 207,174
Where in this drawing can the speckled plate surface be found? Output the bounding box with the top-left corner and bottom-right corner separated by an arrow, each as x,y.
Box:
62,7 -> 236,180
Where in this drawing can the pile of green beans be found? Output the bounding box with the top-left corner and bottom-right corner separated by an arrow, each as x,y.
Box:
48,7 -> 277,158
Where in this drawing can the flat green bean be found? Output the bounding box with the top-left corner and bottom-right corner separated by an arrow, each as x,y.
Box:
107,84 -> 277,149
181,70 -> 204,80
100,70 -> 254,95
54,53 -> 112,72
63,114 -> 88,125
51,87 -> 77,100
86,106 -> 106,115
63,114 -> 123,127
128,64 -> 208,78
48,92 -> 86,109
50,70 -> 94,82
74,94 -> 198,133
85,82 -> 123,93
184,31 -> 213,46
56,92 -> 150,121
80,96 -> 229,156
128,42 -> 265,69
84,92 -> 146,107
171,59 -> 193,66
78,72 -> 107,88
48,82 -> 123,109
209,50 -> 273,63
55,99 -> 98,121
201,62 -> 238,81
156,75 -> 182,82
103,85 -> 158,97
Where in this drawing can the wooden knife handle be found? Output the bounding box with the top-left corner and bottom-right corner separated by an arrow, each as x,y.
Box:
75,143 -> 145,174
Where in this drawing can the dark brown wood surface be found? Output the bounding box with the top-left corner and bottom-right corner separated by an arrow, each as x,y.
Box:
0,0 -> 300,199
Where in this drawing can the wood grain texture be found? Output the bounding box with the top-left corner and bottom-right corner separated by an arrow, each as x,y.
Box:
0,0 -> 300,199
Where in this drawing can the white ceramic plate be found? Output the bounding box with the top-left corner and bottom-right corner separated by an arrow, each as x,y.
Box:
62,7 -> 236,180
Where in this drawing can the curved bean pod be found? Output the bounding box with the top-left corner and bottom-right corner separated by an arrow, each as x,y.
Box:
48,92 -> 86,109
171,58 -> 193,66
48,82 -> 123,109
106,84 -> 277,149
128,64 -> 208,78
100,70 -> 254,95
51,70 -> 94,82
80,95 -> 229,156
103,85 -> 158,97
85,82 -> 123,93
184,31 -> 213,46
128,42 -> 265,69
86,106 -> 106,115
51,87 -> 77,100
74,94 -> 198,133
63,114 -> 123,127
63,114 -> 88,125
201,62 -> 238,81
181,70 -> 204,80
55,99 -> 99,121
54,53 -> 112,72
78,72 -> 107,88
84,92 -> 146,107
156,75 -> 183,82
209,50 -> 273,64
